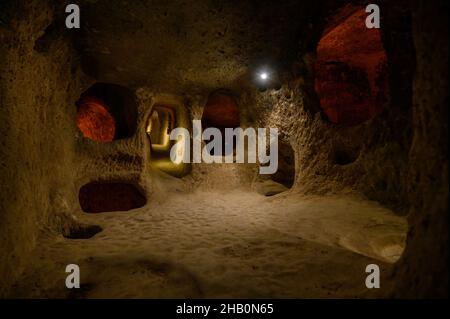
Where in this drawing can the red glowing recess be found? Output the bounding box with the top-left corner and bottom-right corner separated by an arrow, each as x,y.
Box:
315,7 -> 388,126
76,96 -> 116,142
202,92 -> 240,128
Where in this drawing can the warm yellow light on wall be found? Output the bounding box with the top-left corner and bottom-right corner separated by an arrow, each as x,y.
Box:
172,133 -> 185,165
146,106 -> 175,151
145,102 -> 191,177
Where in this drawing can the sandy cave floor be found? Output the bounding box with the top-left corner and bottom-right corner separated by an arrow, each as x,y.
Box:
11,190 -> 407,298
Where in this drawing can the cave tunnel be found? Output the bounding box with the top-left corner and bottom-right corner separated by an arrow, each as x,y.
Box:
147,105 -> 176,151
0,0 -> 448,302
145,104 -> 191,177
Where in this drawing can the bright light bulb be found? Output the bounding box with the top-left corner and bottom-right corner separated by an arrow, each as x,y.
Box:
260,72 -> 268,80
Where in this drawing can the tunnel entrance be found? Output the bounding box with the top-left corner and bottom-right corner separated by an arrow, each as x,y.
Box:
315,6 -> 388,126
272,141 -> 295,188
201,91 -> 240,156
145,104 -> 191,177
76,83 -> 138,142
147,105 -> 176,151
79,181 -> 146,213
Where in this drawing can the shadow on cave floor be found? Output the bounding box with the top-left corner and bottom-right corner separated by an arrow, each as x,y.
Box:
11,190 -> 406,298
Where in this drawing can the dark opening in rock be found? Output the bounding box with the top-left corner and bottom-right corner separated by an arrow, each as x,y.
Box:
315,6 -> 388,126
272,140 -> 295,188
76,83 -> 138,142
332,146 -> 359,166
79,181 -> 146,213
64,224 -> 103,239
202,90 -> 240,156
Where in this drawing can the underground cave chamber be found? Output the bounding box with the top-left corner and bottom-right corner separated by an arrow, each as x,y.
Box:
0,0 -> 447,299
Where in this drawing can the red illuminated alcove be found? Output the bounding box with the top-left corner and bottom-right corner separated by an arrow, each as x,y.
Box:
202,91 -> 240,156
315,6 -> 388,126
76,83 -> 138,142
202,92 -> 240,128
76,96 -> 116,142
79,181 -> 147,213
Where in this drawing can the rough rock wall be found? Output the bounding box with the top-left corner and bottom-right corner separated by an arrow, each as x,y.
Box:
0,0 -> 83,295
391,0 -> 449,298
